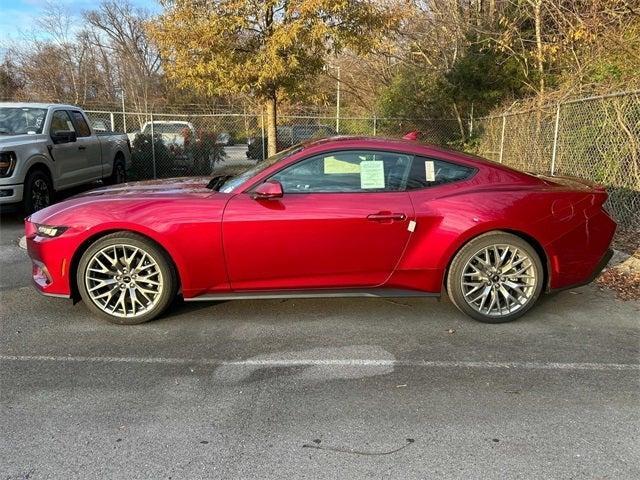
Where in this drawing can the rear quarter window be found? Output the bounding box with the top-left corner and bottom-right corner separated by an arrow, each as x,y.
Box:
406,157 -> 475,190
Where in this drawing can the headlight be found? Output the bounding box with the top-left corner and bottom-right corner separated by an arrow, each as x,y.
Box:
35,224 -> 68,238
0,151 -> 17,177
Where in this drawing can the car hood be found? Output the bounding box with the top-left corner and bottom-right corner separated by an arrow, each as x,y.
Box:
27,177 -> 217,225
0,133 -> 47,148
72,177 -> 215,199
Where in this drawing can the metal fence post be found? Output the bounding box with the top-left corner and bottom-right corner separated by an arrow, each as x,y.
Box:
260,110 -> 266,160
373,115 -> 377,136
498,113 -> 506,163
150,113 -> 157,179
121,92 -> 127,132
109,112 -> 115,132
550,103 -> 561,176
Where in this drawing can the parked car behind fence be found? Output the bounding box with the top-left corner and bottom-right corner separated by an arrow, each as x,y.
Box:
247,124 -> 337,160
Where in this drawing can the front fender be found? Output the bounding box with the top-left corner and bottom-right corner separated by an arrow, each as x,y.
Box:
29,196 -> 229,297
0,150 -> 53,188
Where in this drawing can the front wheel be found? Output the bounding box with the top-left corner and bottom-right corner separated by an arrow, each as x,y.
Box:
446,232 -> 544,323
77,232 -> 177,324
23,169 -> 53,214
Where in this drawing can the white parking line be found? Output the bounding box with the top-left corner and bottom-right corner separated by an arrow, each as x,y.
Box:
0,355 -> 638,371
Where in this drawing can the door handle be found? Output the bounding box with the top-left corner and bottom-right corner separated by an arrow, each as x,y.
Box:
78,145 -> 87,150
367,212 -> 407,222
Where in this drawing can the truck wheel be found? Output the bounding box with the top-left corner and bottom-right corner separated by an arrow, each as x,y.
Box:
24,169 -> 53,214
104,156 -> 126,185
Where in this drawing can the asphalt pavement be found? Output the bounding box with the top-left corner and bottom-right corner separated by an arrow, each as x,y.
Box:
219,145 -> 254,168
1,206 -> 639,479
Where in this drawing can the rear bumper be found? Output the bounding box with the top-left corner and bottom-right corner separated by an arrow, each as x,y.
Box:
549,248 -> 613,293
547,208 -> 616,290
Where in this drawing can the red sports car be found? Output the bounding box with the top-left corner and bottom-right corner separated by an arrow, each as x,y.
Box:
25,137 -> 615,325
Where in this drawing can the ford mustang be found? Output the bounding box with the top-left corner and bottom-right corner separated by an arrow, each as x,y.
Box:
25,137 -> 615,324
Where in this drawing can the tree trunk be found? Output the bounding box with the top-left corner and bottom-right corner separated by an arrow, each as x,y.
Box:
452,102 -> 466,143
265,94 -> 277,157
532,0 -> 545,96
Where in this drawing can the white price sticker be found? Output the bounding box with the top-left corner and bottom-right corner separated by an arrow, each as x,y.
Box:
360,161 -> 385,189
425,160 -> 435,182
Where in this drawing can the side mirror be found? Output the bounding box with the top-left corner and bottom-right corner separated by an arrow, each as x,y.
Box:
252,180 -> 283,200
51,130 -> 77,144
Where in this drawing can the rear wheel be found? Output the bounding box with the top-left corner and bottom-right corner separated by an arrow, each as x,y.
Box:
446,232 -> 543,323
23,169 -> 53,214
104,156 -> 126,185
77,232 -> 177,324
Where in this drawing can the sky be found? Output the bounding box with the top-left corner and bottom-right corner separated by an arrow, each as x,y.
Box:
0,0 -> 161,58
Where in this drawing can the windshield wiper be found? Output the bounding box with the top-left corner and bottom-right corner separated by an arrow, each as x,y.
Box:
206,175 -> 232,191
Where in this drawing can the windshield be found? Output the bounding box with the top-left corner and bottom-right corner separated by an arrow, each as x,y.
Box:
0,107 -> 48,135
142,123 -> 189,134
218,144 -> 303,193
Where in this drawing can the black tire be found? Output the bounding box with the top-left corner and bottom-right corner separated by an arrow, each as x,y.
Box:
104,155 -> 126,185
76,232 -> 178,325
446,231 -> 544,323
23,168 -> 53,214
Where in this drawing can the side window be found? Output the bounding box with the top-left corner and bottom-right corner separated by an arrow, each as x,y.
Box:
405,157 -> 475,190
69,111 -> 91,137
270,150 -> 413,193
50,110 -> 76,134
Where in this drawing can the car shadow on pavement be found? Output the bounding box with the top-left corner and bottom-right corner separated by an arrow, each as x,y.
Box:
162,297 -> 230,319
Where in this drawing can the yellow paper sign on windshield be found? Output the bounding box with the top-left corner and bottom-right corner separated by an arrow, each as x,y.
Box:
324,156 -> 360,174
360,161 -> 385,189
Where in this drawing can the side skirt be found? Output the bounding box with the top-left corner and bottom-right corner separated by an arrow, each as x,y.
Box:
184,288 -> 440,302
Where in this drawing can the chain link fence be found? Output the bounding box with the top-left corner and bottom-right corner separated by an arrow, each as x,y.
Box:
86,111 -> 263,179
474,91 -> 640,230
85,90 -> 639,230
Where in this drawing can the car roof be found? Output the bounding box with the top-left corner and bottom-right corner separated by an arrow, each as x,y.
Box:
301,136 -> 509,169
0,102 -> 80,110
302,135 -> 458,155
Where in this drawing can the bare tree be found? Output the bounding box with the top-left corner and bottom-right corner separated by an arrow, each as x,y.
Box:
84,1 -> 162,112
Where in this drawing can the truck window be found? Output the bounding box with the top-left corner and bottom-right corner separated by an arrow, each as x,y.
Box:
69,111 -> 91,137
51,110 -> 76,134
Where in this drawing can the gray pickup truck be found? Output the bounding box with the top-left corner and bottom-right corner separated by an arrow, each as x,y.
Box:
0,102 -> 131,213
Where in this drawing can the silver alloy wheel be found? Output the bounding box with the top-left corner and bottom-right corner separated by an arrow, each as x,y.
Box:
84,243 -> 164,318
461,244 -> 537,317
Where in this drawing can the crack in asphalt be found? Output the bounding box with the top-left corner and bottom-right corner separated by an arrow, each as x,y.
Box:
302,438 -> 415,456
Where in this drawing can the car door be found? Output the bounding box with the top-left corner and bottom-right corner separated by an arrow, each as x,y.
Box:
222,149 -> 416,291
49,109 -> 84,188
69,110 -> 102,180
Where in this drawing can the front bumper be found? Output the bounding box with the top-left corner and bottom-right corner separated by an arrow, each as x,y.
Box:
0,183 -> 24,204
26,225 -> 73,298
